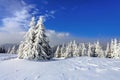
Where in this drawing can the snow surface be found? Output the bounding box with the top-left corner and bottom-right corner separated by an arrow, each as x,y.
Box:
0,54 -> 120,80
0,53 -> 17,61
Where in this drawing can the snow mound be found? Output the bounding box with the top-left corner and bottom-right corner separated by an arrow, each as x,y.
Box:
0,54 -> 120,80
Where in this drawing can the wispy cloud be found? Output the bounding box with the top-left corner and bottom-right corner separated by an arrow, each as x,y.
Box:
0,0 -> 74,45
0,9 -> 30,32
0,0 -> 69,45
0,0 -> 35,32
0,0 -> 35,44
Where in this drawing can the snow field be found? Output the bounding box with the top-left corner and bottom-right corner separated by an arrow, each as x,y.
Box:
0,54 -> 120,80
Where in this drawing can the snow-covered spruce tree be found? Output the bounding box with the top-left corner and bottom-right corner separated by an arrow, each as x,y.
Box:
0,47 -> 6,53
110,39 -> 114,57
54,45 -> 61,58
87,43 -> 92,57
7,47 -> 11,53
18,16 -> 52,60
81,43 -> 87,56
18,17 -> 36,59
105,42 -> 111,58
94,41 -> 104,57
32,16 -> 52,60
117,42 -> 120,58
9,45 -> 16,54
111,39 -> 120,59
60,44 -> 66,57
18,41 -> 25,58
64,41 -> 73,58
72,40 -> 79,57
77,43 -> 83,56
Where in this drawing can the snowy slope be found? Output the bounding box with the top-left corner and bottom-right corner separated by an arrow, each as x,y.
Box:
0,54 -> 120,80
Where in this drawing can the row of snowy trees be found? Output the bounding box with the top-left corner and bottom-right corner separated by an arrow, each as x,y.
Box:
54,39 -> 120,59
0,47 -> 6,53
18,16 -> 53,60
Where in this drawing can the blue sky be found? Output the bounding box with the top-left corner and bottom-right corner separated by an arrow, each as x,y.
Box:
0,0 -> 120,44
24,0 -> 120,38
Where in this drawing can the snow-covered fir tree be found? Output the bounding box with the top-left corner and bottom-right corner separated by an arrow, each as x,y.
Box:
0,47 -> 6,53
81,43 -> 87,56
18,16 -> 52,60
65,41 -> 73,58
72,40 -> 79,57
60,44 -> 66,57
87,43 -> 92,57
54,45 -> 61,58
117,42 -> 120,58
7,47 -> 11,53
110,39 -> 114,57
32,16 -> 52,60
111,39 -> 120,59
9,46 -> 16,54
105,39 -> 120,59
18,17 -> 36,59
77,43 -> 83,56
105,42 -> 111,58
94,41 -> 104,57
18,41 -> 25,58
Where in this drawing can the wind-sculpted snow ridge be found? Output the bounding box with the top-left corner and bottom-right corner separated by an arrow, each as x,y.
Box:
0,54 -> 120,80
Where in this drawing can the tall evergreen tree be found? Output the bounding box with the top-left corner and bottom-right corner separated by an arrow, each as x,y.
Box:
72,40 -> 79,57
60,44 -> 66,57
112,39 -> 119,59
18,17 -> 36,59
65,41 -> 73,58
87,43 -> 92,57
81,43 -> 87,56
10,45 -> 16,54
32,16 -> 52,60
18,16 -> 52,60
54,45 -> 61,58
95,41 -> 104,57
106,42 -> 111,58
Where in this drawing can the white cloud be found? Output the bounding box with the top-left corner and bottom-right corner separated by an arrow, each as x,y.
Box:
0,0 -> 31,17
0,0 -> 35,32
0,32 -> 25,44
46,30 -> 69,38
0,0 -> 35,44
0,0 -> 75,46
46,30 -> 71,46
0,29 -> 72,46
0,9 -> 31,32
